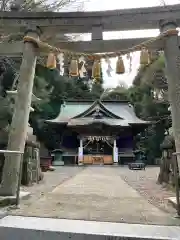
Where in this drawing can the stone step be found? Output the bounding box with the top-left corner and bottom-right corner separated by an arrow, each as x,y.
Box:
0,215 -> 180,240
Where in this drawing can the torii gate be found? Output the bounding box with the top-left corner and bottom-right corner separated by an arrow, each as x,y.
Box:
0,4 -> 180,196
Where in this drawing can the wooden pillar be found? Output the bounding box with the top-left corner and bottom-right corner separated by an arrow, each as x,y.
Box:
113,138 -> 118,164
159,20 -> 180,168
0,27 -> 41,196
78,138 -> 83,165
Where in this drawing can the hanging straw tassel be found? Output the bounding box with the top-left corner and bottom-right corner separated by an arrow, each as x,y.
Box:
105,57 -> 113,77
116,56 -> 125,74
126,53 -> 132,72
140,47 -> 149,65
57,53 -> 64,73
78,61 -> 84,72
86,56 -> 94,78
69,58 -> 79,77
148,50 -> 158,63
46,53 -> 57,69
78,61 -> 86,78
92,59 -> 101,81
78,55 -> 85,71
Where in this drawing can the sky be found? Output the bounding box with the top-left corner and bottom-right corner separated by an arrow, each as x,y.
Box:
64,0 -> 180,88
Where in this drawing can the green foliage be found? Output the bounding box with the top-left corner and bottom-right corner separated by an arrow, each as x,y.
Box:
130,55 -> 170,162
0,54 -> 170,158
91,82 -> 104,100
102,55 -> 170,162
102,85 -> 128,101
0,58 -> 16,131
29,65 -> 105,149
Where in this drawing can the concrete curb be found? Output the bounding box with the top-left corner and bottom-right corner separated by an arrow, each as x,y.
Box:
0,216 -> 180,240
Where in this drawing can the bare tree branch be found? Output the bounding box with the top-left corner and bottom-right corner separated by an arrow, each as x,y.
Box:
0,0 -> 89,42
159,0 -> 166,6
1,0 -> 89,11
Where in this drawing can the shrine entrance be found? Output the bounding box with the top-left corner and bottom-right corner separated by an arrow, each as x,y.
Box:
48,100 -> 144,167
83,136 -> 114,165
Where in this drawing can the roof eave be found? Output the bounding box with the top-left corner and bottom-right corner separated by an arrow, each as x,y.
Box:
45,120 -> 68,124
129,121 -> 152,125
67,119 -> 130,127
67,123 -> 129,127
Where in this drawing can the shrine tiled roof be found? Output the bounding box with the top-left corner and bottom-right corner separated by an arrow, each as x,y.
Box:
54,102 -> 92,121
46,100 -> 149,126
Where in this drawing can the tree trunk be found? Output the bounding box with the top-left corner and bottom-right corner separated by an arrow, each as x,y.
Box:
0,29 -> 40,196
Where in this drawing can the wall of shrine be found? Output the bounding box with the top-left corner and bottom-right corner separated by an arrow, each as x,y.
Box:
117,135 -> 134,151
61,131 -> 79,150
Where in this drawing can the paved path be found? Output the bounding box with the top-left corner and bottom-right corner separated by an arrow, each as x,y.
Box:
9,166 -> 180,225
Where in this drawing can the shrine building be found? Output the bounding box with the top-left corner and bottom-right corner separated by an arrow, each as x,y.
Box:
46,100 -> 149,165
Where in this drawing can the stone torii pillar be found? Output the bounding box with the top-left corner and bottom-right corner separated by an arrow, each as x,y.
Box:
159,20 -> 180,167
0,26 -> 41,196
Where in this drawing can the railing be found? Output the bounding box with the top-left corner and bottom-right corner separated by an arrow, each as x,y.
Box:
0,150 -> 24,207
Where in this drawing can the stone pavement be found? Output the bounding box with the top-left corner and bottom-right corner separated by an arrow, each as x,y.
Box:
9,166 -> 180,225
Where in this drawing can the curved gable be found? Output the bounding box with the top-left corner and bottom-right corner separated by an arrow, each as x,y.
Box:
74,100 -> 123,119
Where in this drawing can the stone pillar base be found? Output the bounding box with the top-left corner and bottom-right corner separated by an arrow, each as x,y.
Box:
113,162 -> 118,166
78,162 -> 84,166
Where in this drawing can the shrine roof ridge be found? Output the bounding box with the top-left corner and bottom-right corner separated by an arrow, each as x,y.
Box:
63,100 -> 129,103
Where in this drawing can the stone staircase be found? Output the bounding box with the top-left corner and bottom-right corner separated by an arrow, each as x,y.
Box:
0,215 -> 180,240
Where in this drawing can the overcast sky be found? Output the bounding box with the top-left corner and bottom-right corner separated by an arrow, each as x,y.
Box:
66,0 -> 180,88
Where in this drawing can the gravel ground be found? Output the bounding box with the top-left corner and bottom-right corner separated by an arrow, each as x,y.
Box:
118,166 -> 177,214
19,166 -> 84,207
7,166 -> 179,225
